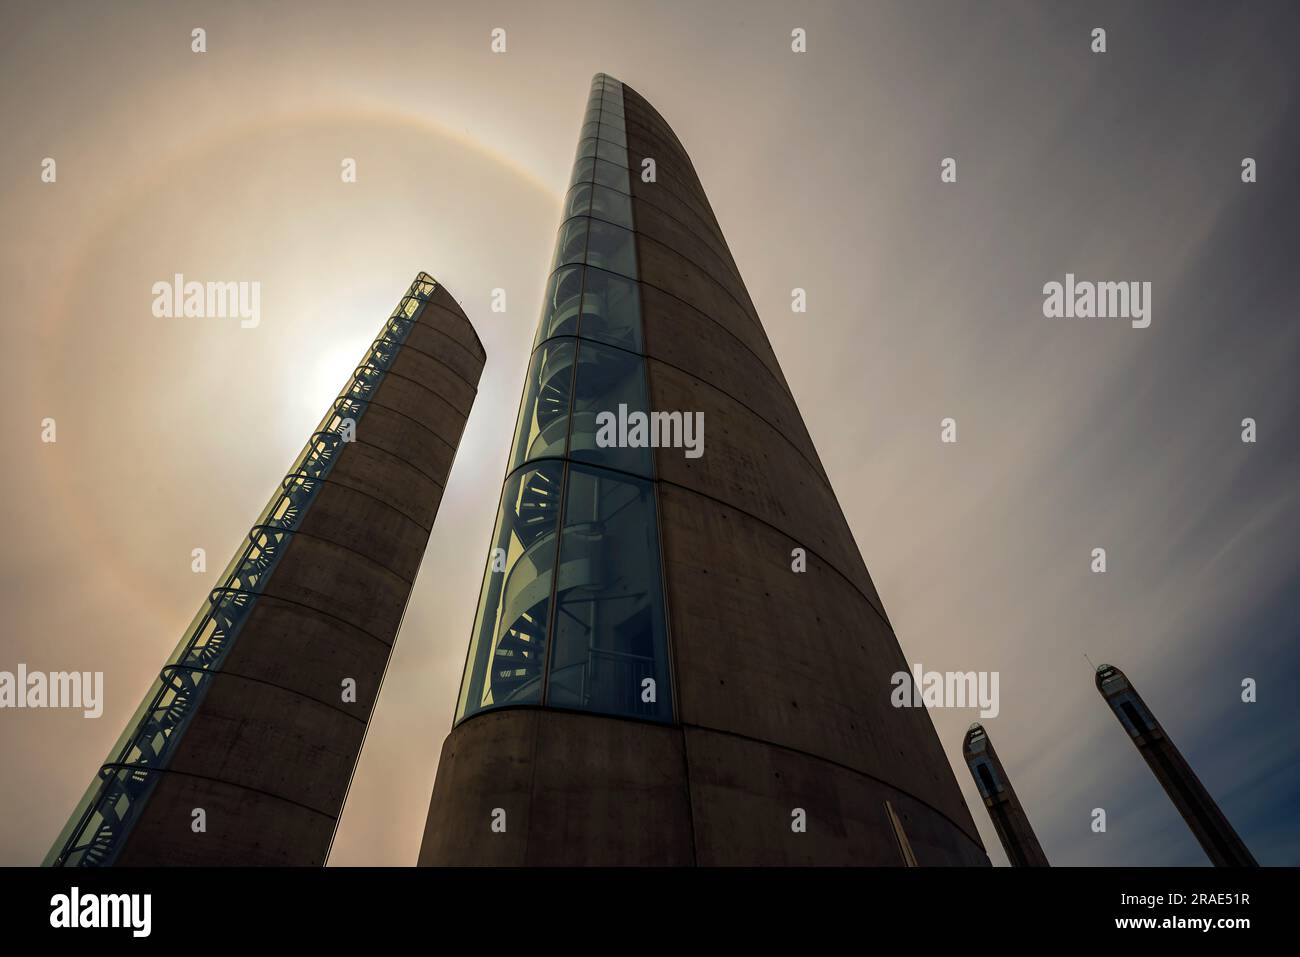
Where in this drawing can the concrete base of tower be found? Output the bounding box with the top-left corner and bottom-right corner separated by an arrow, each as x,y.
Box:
418,709 -> 990,866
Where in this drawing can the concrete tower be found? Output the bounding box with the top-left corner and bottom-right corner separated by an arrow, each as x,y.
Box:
418,76 -> 987,866
47,274 -> 484,866
962,723 -> 1050,866
1095,663 -> 1257,867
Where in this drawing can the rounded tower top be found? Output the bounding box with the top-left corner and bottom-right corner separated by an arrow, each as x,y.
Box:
962,722 -> 989,756
1095,663 -> 1128,694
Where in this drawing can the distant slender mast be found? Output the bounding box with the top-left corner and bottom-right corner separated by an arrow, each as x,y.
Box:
962,723 -> 1050,866
1095,664 -> 1257,867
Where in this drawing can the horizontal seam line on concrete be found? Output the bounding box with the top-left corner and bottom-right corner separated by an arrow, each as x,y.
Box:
636,231 -> 766,338
637,272 -> 793,401
627,98 -> 714,161
403,325 -> 486,378
373,366 -> 474,420
647,324 -> 876,599
318,472 -> 435,535
577,146 -> 764,339
419,294 -> 485,333
623,115 -> 729,229
633,198 -> 752,302
575,129 -> 733,257
624,158 -> 729,243
336,431 -> 448,491
144,766 -> 339,822
194,667 -> 370,726
645,354 -> 831,492
628,169 -> 734,264
282,526 -> 417,587
230,591 -> 394,650
392,343 -> 486,400
620,110 -> 882,625
446,705 -> 983,856
362,395 -> 463,456
655,477 -> 890,629
421,298 -> 486,355
624,166 -> 734,258
681,721 -> 986,852
622,110 -> 693,175
621,111 -> 785,352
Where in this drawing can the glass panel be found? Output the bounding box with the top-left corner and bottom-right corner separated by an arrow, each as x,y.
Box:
574,137 -> 598,161
595,139 -> 625,165
548,465 -> 671,721
584,217 -> 637,278
597,111 -> 625,132
551,216 -> 589,271
598,123 -> 626,149
599,96 -> 625,118
569,156 -> 596,187
568,338 -> 652,476
563,183 -> 592,220
587,183 -> 632,227
534,266 -> 584,348
508,338 -> 576,470
580,268 -> 642,352
593,157 -> 630,193
456,462 -> 565,720
580,120 -> 600,141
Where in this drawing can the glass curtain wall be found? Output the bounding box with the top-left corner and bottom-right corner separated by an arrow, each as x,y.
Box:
456,75 -> 672,725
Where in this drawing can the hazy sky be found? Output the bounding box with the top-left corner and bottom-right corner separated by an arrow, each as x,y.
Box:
2,0 -> 1297,866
